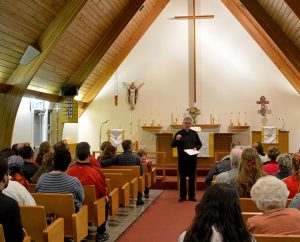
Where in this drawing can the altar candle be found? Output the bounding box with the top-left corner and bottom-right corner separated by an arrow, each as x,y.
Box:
210,114 -> 212,124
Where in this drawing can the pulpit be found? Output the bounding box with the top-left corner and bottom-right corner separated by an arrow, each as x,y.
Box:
155,132 -> 234,167
252,130 -> 289,153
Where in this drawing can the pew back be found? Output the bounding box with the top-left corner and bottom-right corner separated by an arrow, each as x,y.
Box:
240,198 -> 292,212
0,225 -> 4,242
255,234 -> 300,242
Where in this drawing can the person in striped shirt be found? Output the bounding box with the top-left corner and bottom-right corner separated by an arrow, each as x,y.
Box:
36,150 -> 84,211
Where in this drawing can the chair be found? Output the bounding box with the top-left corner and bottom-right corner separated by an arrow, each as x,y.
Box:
31,193 -> 88,242
82,185 -> 105,226
0,224 -> 31,242
20,206 -> 64,242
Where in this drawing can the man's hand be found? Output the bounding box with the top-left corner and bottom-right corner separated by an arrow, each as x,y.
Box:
176,134 -> 182,141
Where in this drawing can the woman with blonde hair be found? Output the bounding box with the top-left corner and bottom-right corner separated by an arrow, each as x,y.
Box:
35,141 -> 52,166
283,152 -> 300,198
233,148 -> 265,197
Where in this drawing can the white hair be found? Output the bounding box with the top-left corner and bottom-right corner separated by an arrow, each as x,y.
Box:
250,176 -> 289,211
230,146 -> 243,167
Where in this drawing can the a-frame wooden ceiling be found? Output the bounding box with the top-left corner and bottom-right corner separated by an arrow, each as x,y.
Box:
0,0 -> 299,109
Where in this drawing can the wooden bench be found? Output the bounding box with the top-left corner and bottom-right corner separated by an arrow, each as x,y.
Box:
103,168 -> 138,199
105,166 -> 145,194
240,198 -> 292,212
31,193 -> 88,242
254,234 -> 300,242
83,185 -> 105,227
143,164 -> 152,189
105,178 -> 119,215
103,173 -> 130,207
20,206 -> 64,242
0,224 -> 31,242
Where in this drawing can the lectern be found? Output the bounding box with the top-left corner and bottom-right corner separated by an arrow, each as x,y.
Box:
252,130 -> 289,153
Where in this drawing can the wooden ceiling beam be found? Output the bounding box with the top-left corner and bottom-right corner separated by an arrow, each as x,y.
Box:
65,0 -> 146,88
221,0 -> 300,94
0,83 -> 12,93
284,0 -> 300,19
0,0 -> 88,149
79,0 -> 170,116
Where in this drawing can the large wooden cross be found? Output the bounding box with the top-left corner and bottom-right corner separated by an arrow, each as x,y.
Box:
172,0 -> 214,103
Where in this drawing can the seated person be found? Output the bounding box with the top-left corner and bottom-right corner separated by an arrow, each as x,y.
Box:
7,155 -> 29,190
36,150 -> 84,212
205,142 -> 241,187
18,145 -> 38,182
35,141 -> 52,166
252,141 -> 269,164
68,142 -> 109,242
263,146 -> 280,175
97,142 -> 115,163
0,154 -> 24,242
232,148 -> 265,197
101,139 -> 144,205
178,183 -> 254,242
248,175 -> 300,234
283,152 -> 300,198
289,192 -> 300,210
137,149 -> 153,198
274,153 -> 292,180
215,146 -> 243,184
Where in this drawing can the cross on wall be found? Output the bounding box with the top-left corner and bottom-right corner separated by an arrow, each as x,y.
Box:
256,96 -> 271,116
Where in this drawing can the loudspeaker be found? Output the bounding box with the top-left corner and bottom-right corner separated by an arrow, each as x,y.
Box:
61,86 -> 78,96
19,45 -> 41,65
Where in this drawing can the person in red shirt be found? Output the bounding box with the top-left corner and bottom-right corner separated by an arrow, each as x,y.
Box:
263,146 -> 280,175
283,152 -> 300,198
68,142 -> 109,242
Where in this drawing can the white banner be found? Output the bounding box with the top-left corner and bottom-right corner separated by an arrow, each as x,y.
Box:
108,129 -> 123,146
263,126 -> 278,144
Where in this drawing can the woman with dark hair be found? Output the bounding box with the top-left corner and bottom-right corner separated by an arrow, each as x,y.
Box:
252,142 -> 268,164
179,183 -> 254,242
35,141 -> 52,166
98,143 -> 116,162
283,152 -> 300,198
263,146 -> 280,175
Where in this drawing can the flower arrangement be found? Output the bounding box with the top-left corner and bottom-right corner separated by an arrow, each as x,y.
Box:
186,106 -> 201,125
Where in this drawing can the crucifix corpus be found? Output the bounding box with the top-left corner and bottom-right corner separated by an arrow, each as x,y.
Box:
171,0 -> 214,103
256,96 -> 271,116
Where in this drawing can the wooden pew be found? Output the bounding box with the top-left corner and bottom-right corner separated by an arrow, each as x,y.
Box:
20,206 -> 64,242
105,178 -> 119,215
0,224 -> 31,242
31,193 -> 88,242
151,167 -> 156,185
103,173 -> 130,207
104,166 -> 145,194
103,168 -> 138,199
82,185 -> 105,227
240,198 -> 292,212
254,234 -> 300,242
143,164 -> 152,189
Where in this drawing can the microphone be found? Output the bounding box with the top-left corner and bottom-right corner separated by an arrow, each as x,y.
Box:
101,120 -> 108,125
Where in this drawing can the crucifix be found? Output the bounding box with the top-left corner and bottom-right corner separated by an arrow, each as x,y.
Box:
172,0 -> 214,103
256,96 -> 271,116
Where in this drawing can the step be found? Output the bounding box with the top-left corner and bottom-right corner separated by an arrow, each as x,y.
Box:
152,175 -> 206,190
156,167 -> 210,176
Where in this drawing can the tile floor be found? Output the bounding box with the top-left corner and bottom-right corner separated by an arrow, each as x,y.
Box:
87,189 -> 163,242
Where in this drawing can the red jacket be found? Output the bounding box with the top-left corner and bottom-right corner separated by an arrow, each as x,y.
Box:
68,162 -> 107,198
283,175 -> 299,198
263,161 -> 279,175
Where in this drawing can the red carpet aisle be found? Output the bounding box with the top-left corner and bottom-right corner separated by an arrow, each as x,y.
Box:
116,190 -> 204,242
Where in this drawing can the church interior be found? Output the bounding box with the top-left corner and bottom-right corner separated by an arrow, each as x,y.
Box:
0,0 -> 300,241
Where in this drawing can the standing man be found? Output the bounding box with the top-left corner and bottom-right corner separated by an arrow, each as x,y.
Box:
171,117 -> 202,202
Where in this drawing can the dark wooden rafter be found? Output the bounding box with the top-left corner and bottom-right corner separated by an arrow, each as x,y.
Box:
221,0 -> 300,94
0,83 -> 11,93
79,0 -> 170,116
65,0 -> 146,88
284,0 -> 300,19
0,0 -> 88,149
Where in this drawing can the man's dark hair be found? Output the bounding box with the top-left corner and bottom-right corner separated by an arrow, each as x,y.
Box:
122,140 -> 132,151
53,141 -> 67,153
268,146 -> 280,161
53,150 -> 71,171
11,143 -> 19,155
76,142 -> 90,161
0,148 -> 15,158
0,154 -> 8,181
18,145 -> 33,159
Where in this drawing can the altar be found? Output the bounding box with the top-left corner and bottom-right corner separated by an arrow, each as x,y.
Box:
155,132 -> 233,167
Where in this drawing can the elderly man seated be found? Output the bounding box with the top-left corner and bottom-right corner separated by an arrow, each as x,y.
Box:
247,176 -> 300,234
215,146 -> 243,184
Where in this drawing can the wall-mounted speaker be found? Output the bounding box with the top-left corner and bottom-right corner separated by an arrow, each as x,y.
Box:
61,86 -> 78,96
